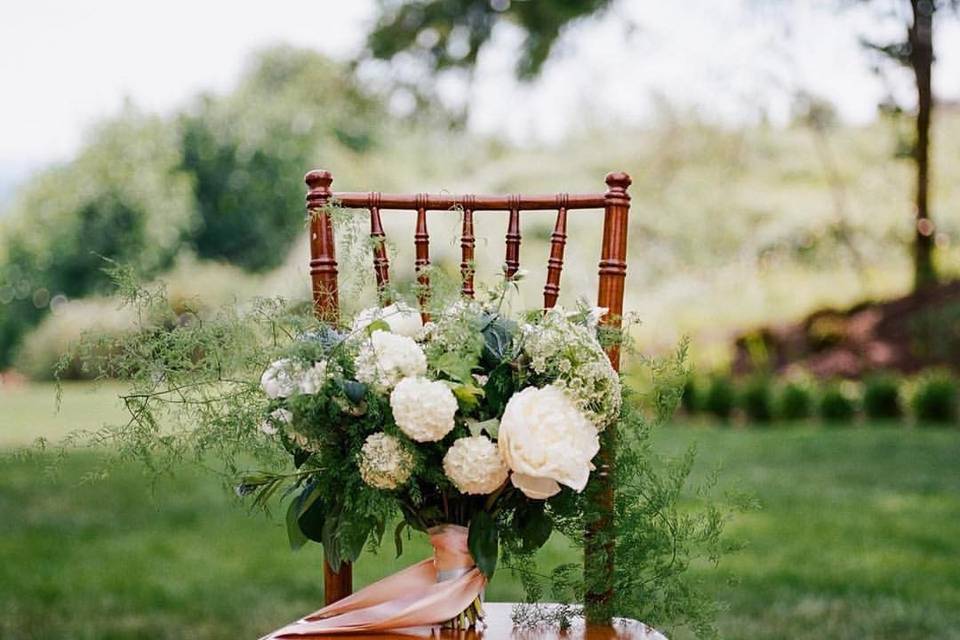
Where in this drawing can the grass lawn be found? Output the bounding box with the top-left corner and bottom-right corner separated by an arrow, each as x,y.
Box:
2,384 -> 959,639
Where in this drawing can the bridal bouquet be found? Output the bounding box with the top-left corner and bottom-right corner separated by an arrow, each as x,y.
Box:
244,299 -> 621,630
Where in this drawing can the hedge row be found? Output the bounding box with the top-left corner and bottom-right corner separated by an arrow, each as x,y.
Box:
681,370 -> 960,425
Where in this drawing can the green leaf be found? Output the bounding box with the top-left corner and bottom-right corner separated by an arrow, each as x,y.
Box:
467,418 -> 499,439
516,504 -> 553,552
451,383 -> 484,412
394,520 -> 406,558
343,380 -> 368,404
286,498 -> 309,550
483,364 -> 514,417
365,319 -> 390,335
480,318 -> 514,369
297,494 -> 327,545
433,351 -> 475,383
468,510 -> 499,578
322,513 -> 342,571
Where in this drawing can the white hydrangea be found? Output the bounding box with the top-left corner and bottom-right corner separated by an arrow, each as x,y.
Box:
297,361 -> 330,395
260,358 -> 301,399
259,408 -> 292,435
390,376 -> 458,442
354,330 -> 427,390
498,385 -> 600,500
358,432 -> 414,490
443,436 -> 509,495
352,302 -> 423,338
521,307 -> 622,428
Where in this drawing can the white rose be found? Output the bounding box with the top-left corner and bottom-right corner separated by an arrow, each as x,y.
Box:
354,330 -> 427,390
498,385 -> 600,500
390,376 -> 458,442
359,432 -> 414,490
353,302 -> 423,338
259,408 -> 292,435
298,361 -> 329,395
260,358 -> 301,399
443,436 -> 509,495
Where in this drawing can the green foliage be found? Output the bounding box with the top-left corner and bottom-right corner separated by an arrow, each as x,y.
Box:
681,374 -> 698,413
179,47 -> 383,271
777,378 -> 815,420
910,370 -> 959,424
365,0 -> 614,83
739,376 -> 774,424
701,375 -> 736,421
0,111 -> 194,367
819,382 -> 859,424
862,373 -> 903,420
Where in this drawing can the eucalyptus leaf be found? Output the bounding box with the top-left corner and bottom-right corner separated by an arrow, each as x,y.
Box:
468,510 -> 499,578
342,380 -> 368,404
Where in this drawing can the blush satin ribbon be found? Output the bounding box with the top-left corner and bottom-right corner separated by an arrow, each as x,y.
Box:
261,525 -> 487,638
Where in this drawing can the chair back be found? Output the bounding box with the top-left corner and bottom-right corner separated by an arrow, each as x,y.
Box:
304,169 -> 632,613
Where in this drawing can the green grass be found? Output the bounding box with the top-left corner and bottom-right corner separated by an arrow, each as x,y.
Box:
2,385 -> 960,639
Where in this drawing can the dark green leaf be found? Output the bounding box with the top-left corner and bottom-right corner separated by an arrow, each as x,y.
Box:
286,497 -> 309,550
322,513 -> 342,571
480,318 -> 514,368
468,510 -> 499,578
516,504 -> 553,552
293,448 -> 312,468
343,380 -> 368,404
297,495 -> 327,545
483,364 -> 514,417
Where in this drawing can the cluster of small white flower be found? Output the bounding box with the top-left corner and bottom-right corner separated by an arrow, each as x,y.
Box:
260,358 -> 331,399
521,307 -> 621,428
358,432 -> 414,490
442,435 -> 509,495
353,330 -> 427,390
390,377 -> 458,442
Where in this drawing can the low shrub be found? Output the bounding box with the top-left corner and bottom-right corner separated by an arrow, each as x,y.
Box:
740,376 -> 774,423
13,298 -> 137,381
777,378 -> 815,421
910,371 -> 959,424
862,374 -> 903,420
819,382 -> 858,424
701,375 -> 736,420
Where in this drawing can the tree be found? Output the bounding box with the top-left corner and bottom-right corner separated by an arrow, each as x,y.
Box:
859,0 -> 956,290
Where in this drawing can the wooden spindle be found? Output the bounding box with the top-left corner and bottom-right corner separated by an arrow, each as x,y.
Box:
414,194 -> 430,321
305,170 -> 339,326
460,197 -> 476,298
584,171 -> 631,626
368,192 -> 391,304
543,195 -> 569,309
504,196 -> 521,278
305,169 -> 352,605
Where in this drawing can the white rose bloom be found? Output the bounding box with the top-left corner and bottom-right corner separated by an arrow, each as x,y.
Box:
260,358 -> 302,399
298,361 -> 329,395
354,330 -> 427,390
498,385 -> 600,500
390,377 -> 458,442
353,302 -> 423,338
259,408 -> 292,435
359,432 -> 414,490
443,436 -> 509,495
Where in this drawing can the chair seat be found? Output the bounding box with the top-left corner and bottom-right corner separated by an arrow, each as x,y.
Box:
270,602 -> 667,639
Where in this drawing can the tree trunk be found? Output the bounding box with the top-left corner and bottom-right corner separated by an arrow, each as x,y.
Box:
909,0 -> 937,290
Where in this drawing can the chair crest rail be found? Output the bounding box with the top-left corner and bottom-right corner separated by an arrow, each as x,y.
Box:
326,192 -> 607,211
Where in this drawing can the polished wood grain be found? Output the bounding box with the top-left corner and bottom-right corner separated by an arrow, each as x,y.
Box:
543,200 -> 568,309
304,170 -> 632,622
270,603 -> 664,640
368,193 -> 391,304
460,201 -> 476,298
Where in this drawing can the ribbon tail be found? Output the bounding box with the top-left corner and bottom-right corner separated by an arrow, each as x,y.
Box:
263,569 -> 486,638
